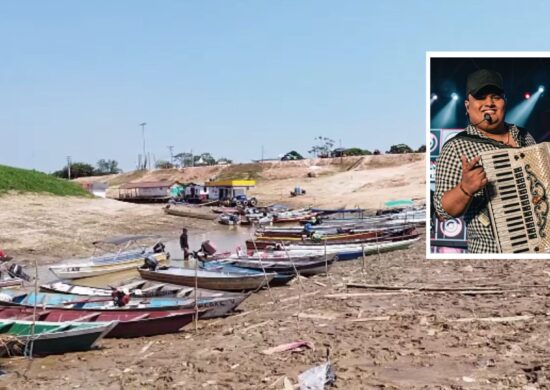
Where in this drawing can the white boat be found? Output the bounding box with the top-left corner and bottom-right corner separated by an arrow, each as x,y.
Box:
49,235 -> 169,280
283,237 -> 420,260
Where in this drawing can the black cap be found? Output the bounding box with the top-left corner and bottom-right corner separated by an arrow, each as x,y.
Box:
466,69 -> 504,97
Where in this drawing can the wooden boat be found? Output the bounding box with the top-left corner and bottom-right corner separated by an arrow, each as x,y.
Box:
139,267 -> 276,291
0,319 -> 116,356
218,214 -> 241,225
0,290 -> 248,319
273,213 -> 319,223
246,228 -> 419,249
0,306 -> 201,338
209,256 -> 336,277
163,205 -> 218,220
283,237 -> 420,260
0,278 -> 24,288
256,220 -> 410,236
211,207 -> 240,214
240,214 -> 273,226
49,235 -> 169,280
200,262 -> 295,286
49,250 -> 167,280
254,229 -> 397,242
40,281 -> 191,298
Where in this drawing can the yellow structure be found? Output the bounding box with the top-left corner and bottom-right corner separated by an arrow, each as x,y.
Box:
205,179 -> 256,200
205,179 -> 256,187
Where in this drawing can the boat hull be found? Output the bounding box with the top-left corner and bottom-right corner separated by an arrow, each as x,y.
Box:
49,252 -> 167,280
0,320 -> 115,356
0,307 -> 199,338
139,267 -> 274,291
0,291 -> 247,319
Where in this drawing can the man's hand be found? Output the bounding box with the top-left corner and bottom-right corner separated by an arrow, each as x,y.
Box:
461,155 -> 488,195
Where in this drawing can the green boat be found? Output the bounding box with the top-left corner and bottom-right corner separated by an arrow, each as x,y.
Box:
0,319 -> 117,356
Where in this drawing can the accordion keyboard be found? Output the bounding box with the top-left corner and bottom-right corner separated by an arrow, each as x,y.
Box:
480,144 -> 550,253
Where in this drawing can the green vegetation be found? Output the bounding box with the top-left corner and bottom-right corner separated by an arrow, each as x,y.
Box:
0,164 -> 90,197
53,159 -> 122,179
281,150 -> 304,160
386,144 -> 414,154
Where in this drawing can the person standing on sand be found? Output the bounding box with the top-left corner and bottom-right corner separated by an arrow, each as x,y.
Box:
180,228 -> 190,260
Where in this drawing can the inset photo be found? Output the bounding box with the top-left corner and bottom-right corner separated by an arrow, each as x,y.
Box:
427,52 -> 550,258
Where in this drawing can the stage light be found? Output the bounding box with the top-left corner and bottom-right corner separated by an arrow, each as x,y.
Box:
508,86 -> 544,126
431,93 -> 438,101
432,93 -> 460,128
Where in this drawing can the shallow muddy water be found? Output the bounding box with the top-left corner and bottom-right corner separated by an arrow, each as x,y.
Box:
32,225 -> 256,287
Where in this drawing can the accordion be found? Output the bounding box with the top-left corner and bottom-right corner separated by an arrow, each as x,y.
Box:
480,143 -> 550,253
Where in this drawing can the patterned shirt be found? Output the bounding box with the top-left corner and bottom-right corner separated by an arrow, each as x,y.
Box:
433,123 -> 536,253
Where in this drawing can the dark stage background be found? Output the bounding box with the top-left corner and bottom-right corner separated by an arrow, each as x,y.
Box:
430,57 -> 550,253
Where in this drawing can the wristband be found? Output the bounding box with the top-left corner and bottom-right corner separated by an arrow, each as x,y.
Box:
459,183 -> 473,198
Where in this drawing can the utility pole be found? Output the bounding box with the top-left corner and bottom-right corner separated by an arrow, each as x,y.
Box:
168,145 -> 174,165
140,122 -> 147,169
67,156 -> 72,180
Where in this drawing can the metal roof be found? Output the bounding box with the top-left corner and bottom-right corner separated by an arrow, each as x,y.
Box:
119,181 -> 174,189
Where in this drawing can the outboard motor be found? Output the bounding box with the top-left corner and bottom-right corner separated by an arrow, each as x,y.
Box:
153,242 -> 165,253
111,289 -> 130,307
142,255 -> 159,271
200,240 -> 217,256
8,264 -> 31,282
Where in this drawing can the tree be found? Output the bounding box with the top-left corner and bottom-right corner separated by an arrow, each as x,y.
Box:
343,148 -> 372,156
194,153 -> 216,166
308,136 -> 335,158
373,149 -> 382,155
416,145 -> 426,153
155,160 -> 174,169
96,159 -> 121,175
281,150 -> 304,161
386,144 -> 414,154
174,152 -> 194,167
52,162 -> 95,179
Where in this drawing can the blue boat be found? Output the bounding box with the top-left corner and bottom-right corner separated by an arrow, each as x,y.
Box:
200,261 -> 295,286
0,290 -> 247,319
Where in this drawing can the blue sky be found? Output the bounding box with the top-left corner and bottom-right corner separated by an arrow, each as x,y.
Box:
1,1 -> 550,172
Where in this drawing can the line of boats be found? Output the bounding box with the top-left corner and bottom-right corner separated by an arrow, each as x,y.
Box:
0,206 -> 424,357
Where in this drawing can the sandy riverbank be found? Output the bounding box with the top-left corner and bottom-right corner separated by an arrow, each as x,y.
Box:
1,235 -> 550,389
2,153 -> 548,388
0,194 -> 219,266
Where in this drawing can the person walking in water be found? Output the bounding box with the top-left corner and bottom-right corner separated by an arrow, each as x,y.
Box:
180,228 -> 190,260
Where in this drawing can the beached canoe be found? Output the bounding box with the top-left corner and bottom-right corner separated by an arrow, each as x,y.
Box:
139,267 -> 275,291
0,319 -> 116,356
246,229 -> 419,249
0,306 -> 201,338
206,256 -> 335,277
0,290 -> 247,319
199,262 -> 295,286
40,281 -> 191,298
48,235 -> 170,280
283,237 -> 420,260
48,250 -> 167,280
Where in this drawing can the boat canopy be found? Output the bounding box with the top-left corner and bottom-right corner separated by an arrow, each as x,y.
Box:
384,199 -> 414,208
